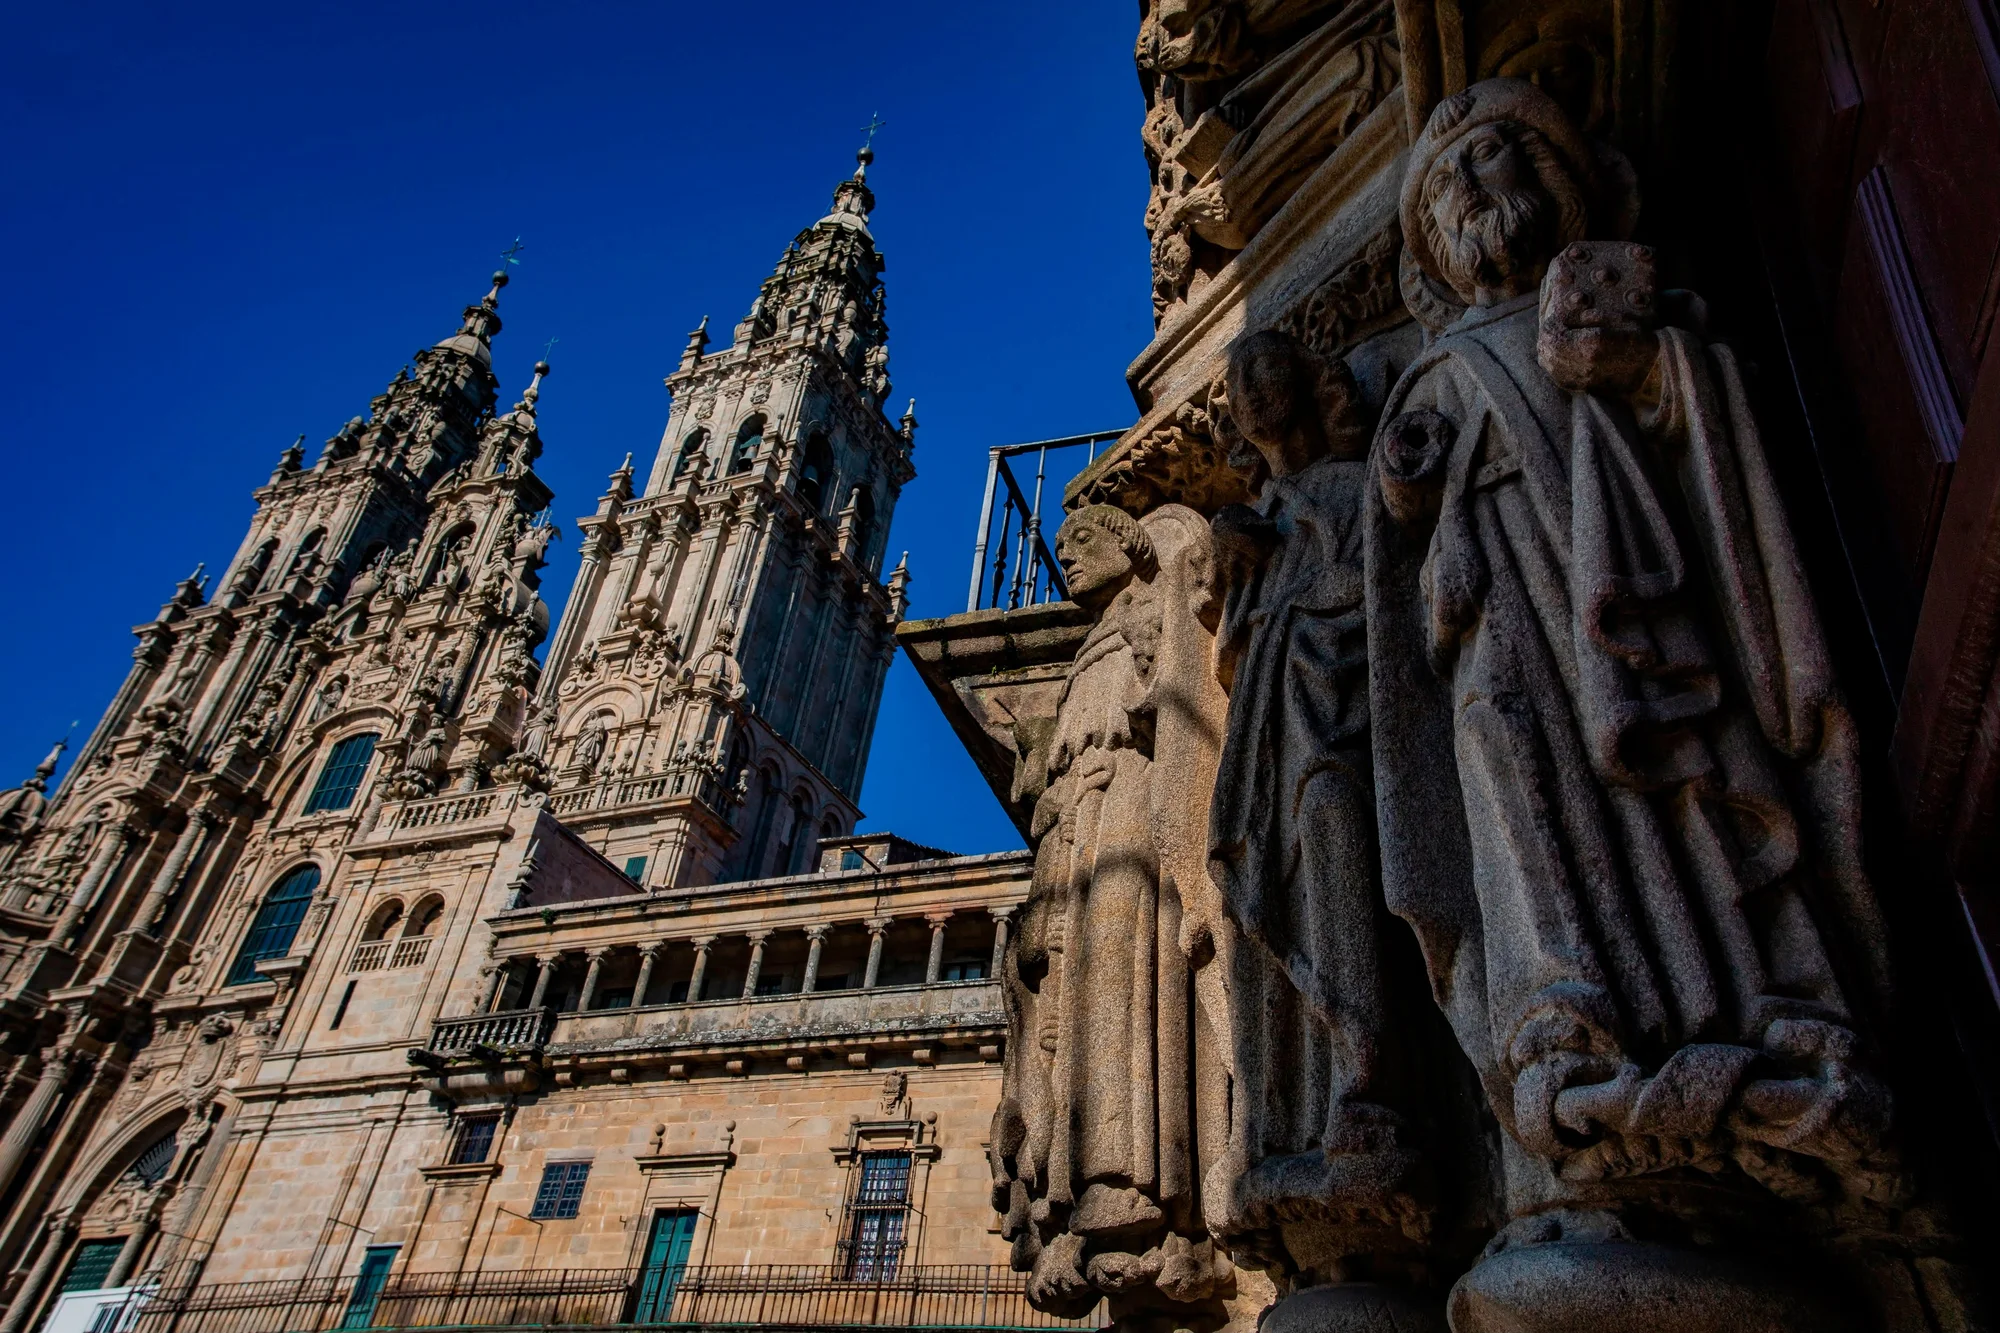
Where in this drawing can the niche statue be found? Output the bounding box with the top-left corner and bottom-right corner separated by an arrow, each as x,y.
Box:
1368,78 -> 1897,1329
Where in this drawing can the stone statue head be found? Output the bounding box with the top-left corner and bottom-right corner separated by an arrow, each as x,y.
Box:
1225,329 -> 1369,476
1056,506 -> 1156,610
1402,78 -> 1633,307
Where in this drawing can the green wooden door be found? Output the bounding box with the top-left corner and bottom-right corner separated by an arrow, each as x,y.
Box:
631,1210 -> 697,1323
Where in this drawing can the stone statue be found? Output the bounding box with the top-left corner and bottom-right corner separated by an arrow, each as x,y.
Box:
992,503 -> 1232,1325
1204,330 -> 1459,1321
572,713 -> 609,775
1365,78 -> 1897,1325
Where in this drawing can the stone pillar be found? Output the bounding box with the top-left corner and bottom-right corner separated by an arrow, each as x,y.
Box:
577,948 -> 608,1012
137,808 -> 216,932
50,822 -> 137,947
101,1195 -> 163,1289
0,1052 -> 72,1205
527,954 -> 558,1010
742,932 -> 771,998
862,919 -> 889,989
924,913 -> 951,985
482,962 -> 510,1013
633,943 -> 663,1008
0,1213 -> 75,1333
988,908 -> 1013,980
687,938 -> 714,1002
801,926 -> 828,993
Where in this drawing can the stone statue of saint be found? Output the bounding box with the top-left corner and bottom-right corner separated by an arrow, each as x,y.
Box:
992,503 -> 1232,1325
571,713 -> 609,775
1205,330 -> 1452,1314
1366,78 -> 1897,1322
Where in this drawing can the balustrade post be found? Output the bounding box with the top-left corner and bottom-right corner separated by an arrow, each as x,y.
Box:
687,937 -> 714,1002
924,913 -> 951,985
862,919 -> 889,989
528,953 -> 559,1010
577,948 -> 608,1011
988,908 -> 1014,980
741,932 -> 771,999
801,926 -> 829,994
633,943 -> 663,1008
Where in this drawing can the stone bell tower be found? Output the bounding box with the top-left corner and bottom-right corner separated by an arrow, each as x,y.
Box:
537,145 -> 915,889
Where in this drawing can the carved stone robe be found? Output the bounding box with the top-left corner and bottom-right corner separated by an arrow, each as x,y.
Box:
1365,293 -> 1897,1205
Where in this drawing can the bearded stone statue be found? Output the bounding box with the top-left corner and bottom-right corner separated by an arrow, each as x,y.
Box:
1364,78 -> 1898,1329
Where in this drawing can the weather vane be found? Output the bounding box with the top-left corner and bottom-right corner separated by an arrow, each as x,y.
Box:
862,113 -> 886,148
500,237 -> 526,266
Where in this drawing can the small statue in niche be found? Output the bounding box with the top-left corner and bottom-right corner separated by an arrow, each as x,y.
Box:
571,713 -> 609,775
992,502 -> 1230,1324
307,676 -> 345,725
1367,77 -> 1901,1323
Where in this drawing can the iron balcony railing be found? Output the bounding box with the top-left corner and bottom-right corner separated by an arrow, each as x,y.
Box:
97,1264 -> 1098,1333
965,431 -> 1125,614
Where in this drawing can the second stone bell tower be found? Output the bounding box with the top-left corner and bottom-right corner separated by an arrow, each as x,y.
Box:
535,146 -> 916,889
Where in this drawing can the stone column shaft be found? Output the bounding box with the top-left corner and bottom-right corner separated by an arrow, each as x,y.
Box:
0,1055 -> 70,1206
924,914 -> 951,985
742,932 -> 770,999
482,963 -> 510,1014
101,1202 -> 161,1289
138,811 -> 213,932
528,955 -> 557,1010
989,909 -> 1014,980
0,1215 -> 75,1333
633,944 -> 662,1008
50,825 -> 135,947
801,927 -> 828,994
577,949 -> 607,1011
863,920 -> 888,989
687,939 -> 713,1002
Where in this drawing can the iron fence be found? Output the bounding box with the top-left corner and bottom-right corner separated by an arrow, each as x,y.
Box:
97,1263 -> 1097,1333
964,432 -> 1125,614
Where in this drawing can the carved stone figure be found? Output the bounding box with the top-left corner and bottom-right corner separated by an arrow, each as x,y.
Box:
307,676 -> 345,724
1205,331 -> 1454,1318
992,503 -> 1231,1325
571,713 -> 609,775
1365,79 -> 1897,1326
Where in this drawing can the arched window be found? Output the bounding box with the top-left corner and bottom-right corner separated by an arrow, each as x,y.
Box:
362,899 -> 405,942
728,417 -> 765,476
405,895 -> 446,937
785,795 -> 815,875
226,864 -> 322,986
289,528 -> 326,576
797,432 -> 835,514
673,429 -> 708,481
305,733 -> 379,813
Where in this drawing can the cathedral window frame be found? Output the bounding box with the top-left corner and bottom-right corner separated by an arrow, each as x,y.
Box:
225,861 -> 323,986
728,416 -> 766,477
303,731 -> 380,814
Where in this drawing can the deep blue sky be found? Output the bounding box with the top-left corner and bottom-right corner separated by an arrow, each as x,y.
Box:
2,4 -> 1155,856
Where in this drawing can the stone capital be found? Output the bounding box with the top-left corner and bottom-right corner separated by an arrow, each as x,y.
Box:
804,925 -> 831,942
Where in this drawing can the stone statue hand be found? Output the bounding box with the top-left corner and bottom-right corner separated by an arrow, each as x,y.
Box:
1208,504 -> 1278,588
1536,241 -> 1662,397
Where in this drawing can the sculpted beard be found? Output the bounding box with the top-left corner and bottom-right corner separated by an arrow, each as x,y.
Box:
1427,172 -> 1553,298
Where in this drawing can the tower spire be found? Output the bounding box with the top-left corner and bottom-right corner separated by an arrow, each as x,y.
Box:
434,270 -> 509,365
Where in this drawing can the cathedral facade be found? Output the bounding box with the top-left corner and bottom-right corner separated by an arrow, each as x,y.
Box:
0,154 -> 1041,1333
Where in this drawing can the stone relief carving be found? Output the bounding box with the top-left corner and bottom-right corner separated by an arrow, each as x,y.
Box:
991,502 -> 1233,1324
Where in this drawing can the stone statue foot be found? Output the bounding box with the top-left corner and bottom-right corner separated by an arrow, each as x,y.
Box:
1448,1235 -> 1848,1333
1073,1182 -> 1166,1239
1262,1284 -> 1446,1333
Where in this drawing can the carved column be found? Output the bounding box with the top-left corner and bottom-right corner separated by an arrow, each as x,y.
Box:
49,821 -> 138,947
988,908 -> 1013,980
741,931 -> 771,998
0,1212 -> 74,1333
527,953 -> 559,1010
687,937 -> 714,1002
0,1052 -> 72,1204
481,962 -> 510,1014
862,919 -> 889,989
577,948 -> 608,1012
801,926 -> 829,994
924,913 -> 951,984
137,806 -> 217,932
102,1194 -> 164,1288
633,943 -> 663,1008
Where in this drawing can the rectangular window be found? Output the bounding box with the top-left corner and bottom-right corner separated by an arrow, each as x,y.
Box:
305,734 -> 379,814
330,980 -> 357,1029
839,850 -> 865,871
840,1151 -> 913,1280
59,1239 -> 127,1293
942,958 -> 987,982
449,1116 -> 499,1165
623,856 -> 648,883
667,980 -> 690,1003
599,987 -> 633,1009
754,973 -> 786,996
530,1161 -> 590,1219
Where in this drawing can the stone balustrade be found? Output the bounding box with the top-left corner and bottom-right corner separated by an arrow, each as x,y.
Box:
429,1006 -> 554,1054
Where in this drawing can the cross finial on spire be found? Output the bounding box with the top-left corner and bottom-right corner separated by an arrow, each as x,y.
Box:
862,113 -> 886,148
542,335 -> 559,360
501,236 -> 526,266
